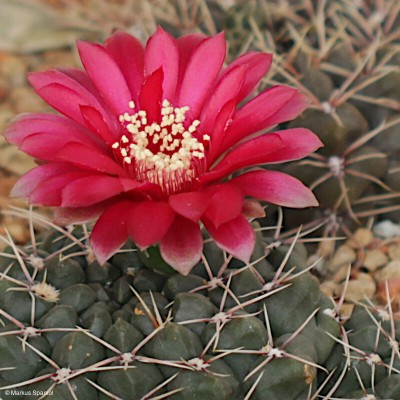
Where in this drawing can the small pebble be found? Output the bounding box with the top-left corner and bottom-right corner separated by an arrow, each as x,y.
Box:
10,86 -> 49,113
362,249 -> 388,272
333,264 -> 351,283
339,303 -> 354,320
2,216 -> 29,244
373,220 -> 400,239
377,278 -> 400,308
0,105 -> 14,131
318,240 -> 335,258
347,228 -> 374,249
320,281 -> 338,298
388,244 -> 400,262
330,244 -> 356,272
374,261 -> 400,282
0,53 -> 27,87
341,273 -> 376,302
307,254 -> 326,274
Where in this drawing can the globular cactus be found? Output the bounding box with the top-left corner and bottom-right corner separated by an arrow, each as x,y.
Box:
0,212 -> 399,399
222,0 -> 400,235
1,2 -> 400,399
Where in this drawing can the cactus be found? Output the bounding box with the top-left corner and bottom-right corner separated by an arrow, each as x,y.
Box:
1,1 -> 400,399
222,0 -> 400,236
0,211 -> 399,399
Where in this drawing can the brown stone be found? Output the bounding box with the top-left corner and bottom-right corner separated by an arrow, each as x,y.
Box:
347,228 -> 374,249
374,261 -> 400,282
330,244 -> 356,272
362,249 -> 389,272
341,273 -> 376,302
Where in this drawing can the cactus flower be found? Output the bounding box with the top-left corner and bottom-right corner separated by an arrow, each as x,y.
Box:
4,28 -> 322,274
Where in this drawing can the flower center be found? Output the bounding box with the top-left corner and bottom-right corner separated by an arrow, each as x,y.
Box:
113,100 -> 209,194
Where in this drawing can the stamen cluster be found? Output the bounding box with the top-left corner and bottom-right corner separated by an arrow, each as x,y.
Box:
113,100 -> 210,193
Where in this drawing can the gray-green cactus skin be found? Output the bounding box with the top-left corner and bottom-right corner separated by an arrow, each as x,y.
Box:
0,225 -> 399,400
223,0 -> 400,233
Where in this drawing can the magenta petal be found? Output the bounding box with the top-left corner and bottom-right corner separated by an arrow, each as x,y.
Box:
19,125 -> 108,161
160,216 -> 203,275
169,191 -> 209,222
206,99 -> 237,164
200,65 -> 246,132
269,128 -> 324,162
178,32 -> 226,120
176,34 -> 206,94
203,214 -> 255,263
54,202 -> 109,225
105,31 -> 145,102
28,71 -> 114,127
219,52 -> 273,102
5,113 -> 108,157
19,133 -> 83,161
128,201 -> 175,248
203,184 -> 243,229
242,199 -> 266,219
80,105 -> 119,144
205,128 -> 322,183
10,163 -> 75,198
30,171 -> 88,206
232,170 -> 319,208
58,67 -> 99,95
90,201 -> 132,265
35,83 -> 93,126
221,85 -> 309,150
54,142 -> 127,176
139,68 -> 164,123
144,27 -> 179,101
77,41 -> 132,115
61,175 -> 141,207
203,133 -> 284,182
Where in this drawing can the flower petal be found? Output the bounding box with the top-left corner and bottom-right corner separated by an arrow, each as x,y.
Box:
77,40 -> 132,115
28,71 -> 114,127
242,199 -> 266,219
4,113 -> 107,150
169,191 -> 209,222
176,34 -> 206,94
54,202 -> 110,225
221,85 -> 309,150
10,163 -> 75,198
105,31 -> 145,102
18,116 -> 109,160
203,214 -> 255,263
144,26 -> 179,101
203,133 -> 284,182
266,128 -> 324,162
206,99 -> 237,164
54,142 -> 128,176
128,201 -> 175,248
80,105 -> 119,144
61,176 -> 143,207
178,32 -> 226,120
90,201 -> 133,265
58,67 -> 99,95
219,51 -> 273,102
203,184 -> 243,229
232,170 -> 319,208
200,65 -> 246,132
160,216 -> 203,275
30,171 -> 88,206
204,128 -> 323,182
139,68 -> 164,123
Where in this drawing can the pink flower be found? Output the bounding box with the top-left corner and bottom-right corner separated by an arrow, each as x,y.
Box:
4,28 -> 322,274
